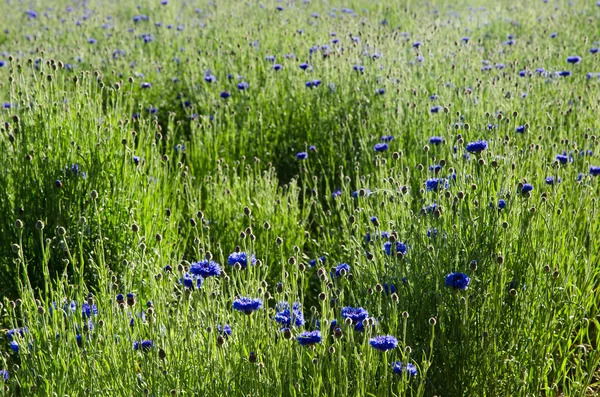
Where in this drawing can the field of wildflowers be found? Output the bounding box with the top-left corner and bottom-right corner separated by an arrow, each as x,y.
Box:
0,0 -> 599,395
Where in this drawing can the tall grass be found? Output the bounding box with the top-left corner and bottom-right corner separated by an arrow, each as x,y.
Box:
0,0 -> 599,395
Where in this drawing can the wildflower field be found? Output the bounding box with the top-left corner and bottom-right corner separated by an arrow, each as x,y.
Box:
1,0 -> 600,395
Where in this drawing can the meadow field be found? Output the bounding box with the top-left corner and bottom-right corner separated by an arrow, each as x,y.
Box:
0,0 -> 599,395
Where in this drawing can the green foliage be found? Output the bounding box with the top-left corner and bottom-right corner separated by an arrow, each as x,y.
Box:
0,0 -> 599,396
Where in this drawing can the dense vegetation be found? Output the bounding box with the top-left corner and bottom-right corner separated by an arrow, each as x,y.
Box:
0,0 -> 599,395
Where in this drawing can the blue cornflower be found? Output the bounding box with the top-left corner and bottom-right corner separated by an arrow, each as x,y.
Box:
557,70 -> 572,77
274,301 -> 305,327
498,199 -> 507,209
353,65 -> 365,73
466,140 -> 488,153
341,307 -> 369,324
88,38 -> 97,44
309,145 -> 317,152
546,176 -> 561,185
9,341 -> 19,353
430,105 -> 443,113
429,136 -> 443,145
566,56 -> 581,64
133,156 -> 141,165
374,143 -> 388,152
590,166 -> 600,176
182,273 -> 204,289
204,74 -> 217,83
6,327 -> 28,341
296,152 -> 308,160
25,10 -> 38,18
190,260 -> 221,278
462,37 -> 470,43
370,216 -> 379,225
495,63 -> 505,70
425,178 -> 447,192
0,369 -> 8,381
116,294 -> 125,304
332,189 -> 342,198
220,91 -> 230,99
383,241 -> 407,256
381,135 -> 394,142
218,324 -> 232,336
413,41 -> 422,48
369,335 -> 398,351
427,228 -> 438,238
233,297 -> 263,314
133,340 -> 154,351
392,362 -> 418,376
299,63 -> 309,70
556,154 -> 572,164
445,272 -> 470,290
550,32 -> 557,38
383,283 -> 396,294
590,48 -> 599,54
306,80 -> 322,88
375,88 -> 386,95
519,70 -> 527,77
429,164 -> 442,173
81,302 -> 98,318
516,125 -> 526,133
265,55 -> 276,63
424,203 -> 437,213
272,64 -> 283,71
297,330 -> 321,346
520,183 -> 534,194
333,263 -> 350,277
237,82 -> 249,90
227,252 -> 256,269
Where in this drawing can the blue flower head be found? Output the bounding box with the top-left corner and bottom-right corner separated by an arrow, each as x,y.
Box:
333,263 -> 350,278
218,324 -> 232,336
133,340 -> 154,352
341,307 -> 369,324
466,140 -> 488,153
233,297 -> 263,314
566,56 -> 581,64
425,178 -> 447,192
190,260 -> 221,278
430,105 -> 443,113
374,143 -> 388,152
498,199 -> 507,209
274,301 -> 305,327
445,272 -> 470,290
392,362 -> 418,376
296,152 -> 308,160
227,252 -> 256,269
0,369 -> 8,381
519,183 -> 534,194
297,330 -> 321,346
556,154 -> 572,164
237,82 -> 249,90
369,335 -> 398,351
590,166 -> 600,176
9,341 -> 19,353
384,241 -> 407,256
429,136 -> 443,145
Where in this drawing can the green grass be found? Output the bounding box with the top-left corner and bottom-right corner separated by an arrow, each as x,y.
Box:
0,0 -> 599,395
